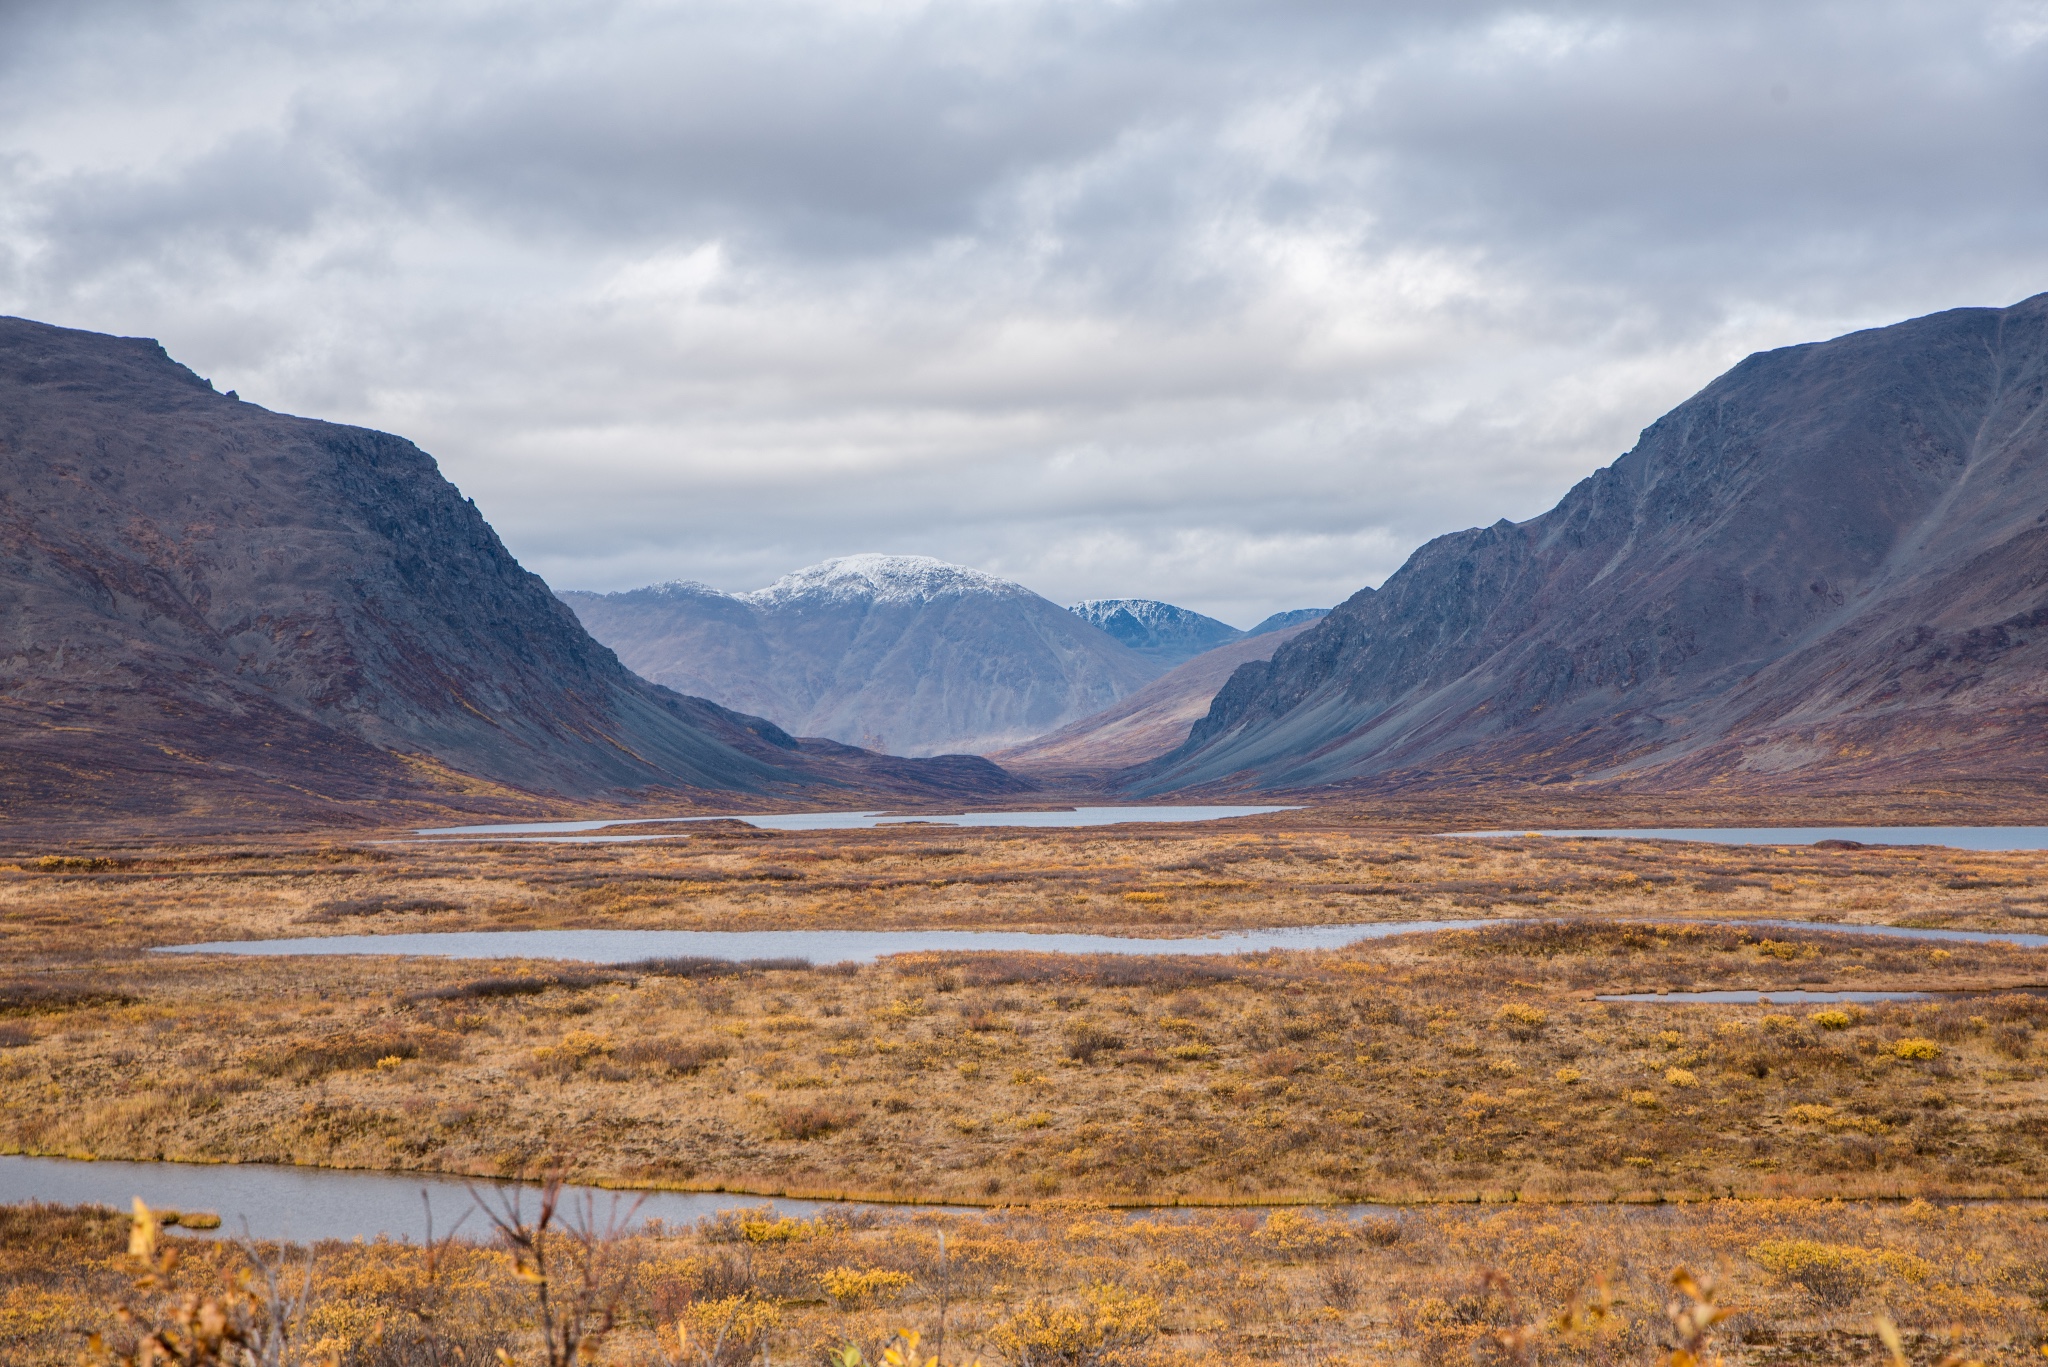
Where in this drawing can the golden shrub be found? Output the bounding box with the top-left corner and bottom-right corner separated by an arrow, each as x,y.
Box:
988,1283 -> 1161,1363
1892,1038 -> 1942,1059
820,1266 -> 914,1307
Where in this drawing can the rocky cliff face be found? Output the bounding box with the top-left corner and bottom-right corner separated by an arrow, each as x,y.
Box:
564,556 -> 1160,756
1146,294 -> 2048,794
0,317 -> 1021,820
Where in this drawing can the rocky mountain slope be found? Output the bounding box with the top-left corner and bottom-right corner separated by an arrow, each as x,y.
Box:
0,317 -> 1021,822
563,556 -> 1159,755
993,620 -> 1319,768
1144,293 -> 2048,795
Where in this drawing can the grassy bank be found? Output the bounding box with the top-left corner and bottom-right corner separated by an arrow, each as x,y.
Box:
8,1194 -> 2045,1364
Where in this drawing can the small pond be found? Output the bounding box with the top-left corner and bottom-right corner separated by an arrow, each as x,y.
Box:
411,805 -> 1299,838
1452,826 -> 2048,852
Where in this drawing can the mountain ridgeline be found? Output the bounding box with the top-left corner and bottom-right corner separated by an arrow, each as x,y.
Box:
0,316 -> 1022,821
1067,599 -> 1326,667
1145,293 -> 2048,795
565,564 -> 1332,759
562,557 -> 1160,756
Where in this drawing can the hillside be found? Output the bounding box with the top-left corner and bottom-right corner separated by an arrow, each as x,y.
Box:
0,317 -> 1021,823
993,620 -> 1318,768
1145,293 -> 2048,795
563,556 -> 1159,756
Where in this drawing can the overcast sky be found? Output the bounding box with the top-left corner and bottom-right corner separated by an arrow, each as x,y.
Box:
3,1 -> 2046,626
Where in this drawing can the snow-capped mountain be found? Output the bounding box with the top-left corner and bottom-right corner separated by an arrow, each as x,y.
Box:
562,555 -> 1159,756
1067,600 -> 1329,665
1068,598 -> 1244,666
741,554 -> 1029,608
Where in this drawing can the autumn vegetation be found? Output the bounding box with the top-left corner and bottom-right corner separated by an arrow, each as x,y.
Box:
9,806 -> 2048,1360
9,1191 -> 2048,1364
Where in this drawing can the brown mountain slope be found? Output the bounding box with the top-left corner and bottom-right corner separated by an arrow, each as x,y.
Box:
0,316 -> 1024,824
992,621 -> 1316,768
1142,293 -> 2048,796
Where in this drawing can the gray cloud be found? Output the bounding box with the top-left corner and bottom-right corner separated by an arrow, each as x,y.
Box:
3,0 -> 2046,627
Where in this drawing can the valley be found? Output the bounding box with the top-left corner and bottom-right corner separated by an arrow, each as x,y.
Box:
12,810 -> 2048,1361
11,300 -> 2048,1362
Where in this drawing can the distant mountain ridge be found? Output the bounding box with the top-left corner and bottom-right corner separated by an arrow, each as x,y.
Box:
1068,600 -> 1329,666
1069,599 -> 1242,666
563,556 -> 1158,756
1143,293 -> 2048,795
1247,608 -> 1329,637
0,317 -> 1021,821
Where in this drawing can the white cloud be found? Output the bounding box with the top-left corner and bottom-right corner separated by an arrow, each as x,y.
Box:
2,0 -> 2045,621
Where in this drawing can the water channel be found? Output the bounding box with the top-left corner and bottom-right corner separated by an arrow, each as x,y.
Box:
155,915 -> 2048,964
0,1154 -> 898,1242
409,805 -> 1301,841
154,921 -> 1500,964
1453,826 -> 2048,851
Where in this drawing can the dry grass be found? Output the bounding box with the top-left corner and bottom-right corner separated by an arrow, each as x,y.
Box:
9,1195 -> 2048,1365
9,819 -> 2048,958
8,917 -> 2048,1203
14,813 -> 2048,1362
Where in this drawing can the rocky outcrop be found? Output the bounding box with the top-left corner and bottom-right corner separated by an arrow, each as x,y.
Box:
993,621 -> 1318,769
0,317 -> 1023,821
1145,294 -> 2048,794
564,556 -> 1159,756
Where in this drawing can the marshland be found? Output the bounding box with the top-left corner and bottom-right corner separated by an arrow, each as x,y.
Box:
12,809 -> 2048,1361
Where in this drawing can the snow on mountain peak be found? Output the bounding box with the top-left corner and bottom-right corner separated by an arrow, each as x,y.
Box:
741,554 -> 1028,608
